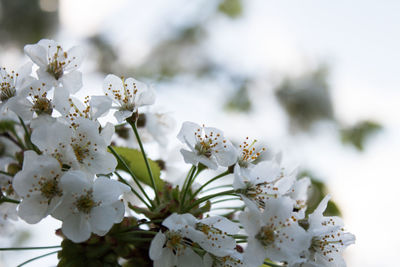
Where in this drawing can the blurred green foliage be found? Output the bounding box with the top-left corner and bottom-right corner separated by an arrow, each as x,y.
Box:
0,0 -> 58,46
299,170 -> 341,217
275,66 -> 334,131
225,80 -> 252,112
341,120 -> 382,151
218,0 -> 243,18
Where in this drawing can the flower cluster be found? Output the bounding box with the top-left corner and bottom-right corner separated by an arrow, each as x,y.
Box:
0,39 -> 354,267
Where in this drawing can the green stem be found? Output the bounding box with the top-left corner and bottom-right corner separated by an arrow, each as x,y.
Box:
108,146 -> 154,208
10,127 -> 26,149
0,170 -> 13,176
180,166 -> 195,197
128,121 -> 159,205
17,250 -> 59,267
0,132 -> 25,150
263,261 -> 286,267
114,171 -> 152,210
191,170 -> 230,200
0,245 -> 60,251
184,189 -> 237,212
0,196 -> 20,204
180,166 -> 196,210
233,234 -> 248,239
18,116 -> 40,153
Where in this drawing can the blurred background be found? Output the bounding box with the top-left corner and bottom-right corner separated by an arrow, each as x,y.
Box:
1,0 -> 399,266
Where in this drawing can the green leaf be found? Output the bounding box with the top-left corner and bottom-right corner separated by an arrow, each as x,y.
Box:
299,170 -> 342,217
111,146 -> 163,190
218,0 -> 243,18
341,120 -> 382,151
0,120 -> 17,133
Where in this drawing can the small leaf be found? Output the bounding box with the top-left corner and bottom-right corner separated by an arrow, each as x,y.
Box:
0,120 -> 17,133
341,120 -> 382,151
111,146 -> 163,190
218,0 -> 243,18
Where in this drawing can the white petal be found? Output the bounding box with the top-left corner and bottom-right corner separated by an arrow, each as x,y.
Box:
198,156 -> 218,170
100,122 -> 114,145
64,46 -> 85,72
180,149 -> 199,166
177,121 -> 200,148
114,110 -> 133,123
214,142 -> 238,167
232,166 -> 247,189
177,247 -> 203,266
262,196 -> 293,225
136,84 -> 156,107
200,215 -> 240,234
6,96 -> 33,121
60,170 -> 92,194
93,177 -> 127,204
239,210 -> 261,237
103,74 -> 123,98
52,87 -> 71,116
149,231 -> 166,260
243,240 -> 266,267
18,194 -> 48,224
162,213 -> 197,231
87,152 -> 117,175
62,214 -> 91,243
24,43 -> 48,67
111,201 -> 125,223
89,205 -> 116,235
90,96 -> 112,119
202,253 -> 213,267
61,71 -> 82,94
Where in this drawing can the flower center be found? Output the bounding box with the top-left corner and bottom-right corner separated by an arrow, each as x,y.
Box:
238,138 -> 266,167
0,83 -> 16,102
47,46 -> 65,80
72,144 -> 90,163
40,178 -> 62,200
256,226 -> 275,247
32,97 -> 53,115
75,191 -> 97,214
195,141 -> 213,158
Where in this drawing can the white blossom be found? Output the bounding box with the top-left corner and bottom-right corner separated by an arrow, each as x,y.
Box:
149,213 -> 203,267
58,95 -> 112,121
7,80 -> 53,121
239,197 -> 310,266
177,122 -> 237,170
103,74 -> 155,123
141,111 -> 175,147
12,151 -> 64,224
31,118 -> 117,175
150,213 -> 239,266
202,251 -> 244,267
233,160 -> 296,211
52,172 -> 129,243
235,138 -> 266,176
299,195 -> 355,266
24,39 -> 84,95
0,173 -> 19,223
0,63 -> 33,114
287,177 -> 311,219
